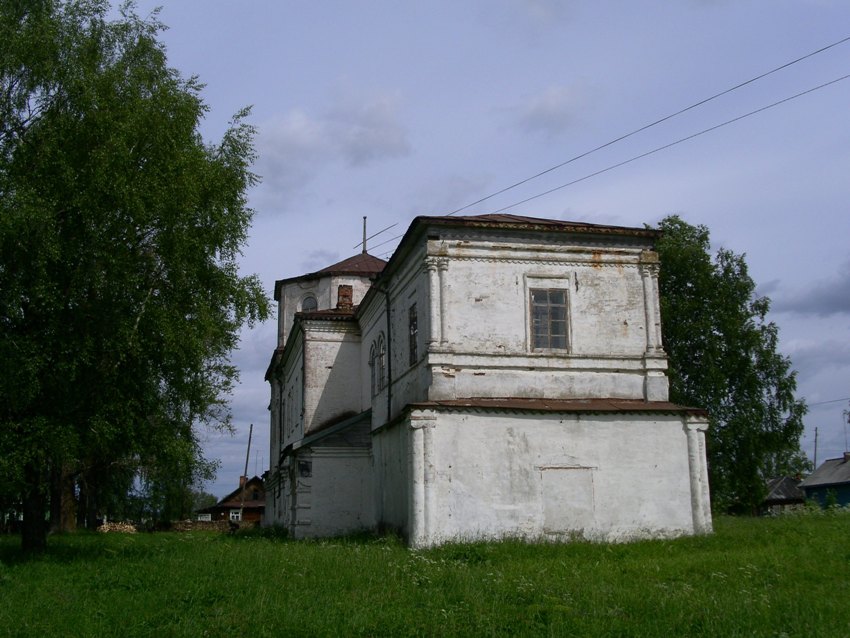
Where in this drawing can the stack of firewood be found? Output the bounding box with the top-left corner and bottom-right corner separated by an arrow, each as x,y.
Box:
97,521 -> 137,533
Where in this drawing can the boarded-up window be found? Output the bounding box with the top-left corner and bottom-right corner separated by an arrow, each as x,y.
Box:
541,467 -> 594,534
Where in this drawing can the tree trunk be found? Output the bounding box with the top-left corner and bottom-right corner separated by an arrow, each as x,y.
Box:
49,463 -> 77,533
21,464 -> 47,553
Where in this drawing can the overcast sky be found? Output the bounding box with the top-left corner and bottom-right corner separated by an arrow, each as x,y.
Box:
126,0 -> 850,497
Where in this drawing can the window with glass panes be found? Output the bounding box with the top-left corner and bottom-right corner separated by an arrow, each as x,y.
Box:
530,288 -> 568,350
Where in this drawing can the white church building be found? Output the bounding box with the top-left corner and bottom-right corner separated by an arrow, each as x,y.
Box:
265,214 -> 712,546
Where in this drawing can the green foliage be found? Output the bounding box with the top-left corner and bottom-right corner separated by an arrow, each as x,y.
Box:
0,0 -> 268,548
0,514 -> 848,636
654,216 -> 807,513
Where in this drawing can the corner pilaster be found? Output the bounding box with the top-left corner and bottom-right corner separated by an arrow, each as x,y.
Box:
684,416 -> 712,535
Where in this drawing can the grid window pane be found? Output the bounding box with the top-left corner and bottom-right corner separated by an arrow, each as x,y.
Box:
530,288 -> 569,351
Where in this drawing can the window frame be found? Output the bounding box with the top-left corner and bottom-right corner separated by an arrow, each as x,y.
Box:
369,333 -> 386,396
525,276 -> 572,353
300,294 -> 318,312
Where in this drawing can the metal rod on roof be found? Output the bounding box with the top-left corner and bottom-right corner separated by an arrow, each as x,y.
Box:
354,221 -> 398,251
362,216 -> 367,253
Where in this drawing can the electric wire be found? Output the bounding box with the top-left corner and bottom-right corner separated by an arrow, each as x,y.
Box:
808,397 -> 850,407
443,35 -> 850,217
365,38 -> 850,256
353,222 -> 398,250
486,73 -> 850,216
367,72 -> 849,257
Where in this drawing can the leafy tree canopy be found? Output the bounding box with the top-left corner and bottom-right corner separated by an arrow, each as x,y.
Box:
654,215 -> 808,513
0,0 -> 268,550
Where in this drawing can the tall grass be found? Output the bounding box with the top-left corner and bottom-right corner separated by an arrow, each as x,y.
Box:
0,513 -> 848,637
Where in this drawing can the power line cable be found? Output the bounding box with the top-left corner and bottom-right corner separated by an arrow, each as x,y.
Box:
371,72 -> 849,258
808,397 -> 850,407
486,73 -> 850,215
444,35 -> 850,217
353,222 -> 398,250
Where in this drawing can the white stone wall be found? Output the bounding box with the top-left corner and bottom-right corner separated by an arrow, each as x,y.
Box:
302,321 -> 362,434
299,448 -> 375,537
278,274 -> 374,347
417,236 -> 666,403
394,408 -> 709,546
359,297 -> 390,424
280,330 -> 304,448
372,421 -> 410,536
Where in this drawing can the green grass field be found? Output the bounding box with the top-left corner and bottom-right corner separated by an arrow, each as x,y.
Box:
1,512 -> 848,637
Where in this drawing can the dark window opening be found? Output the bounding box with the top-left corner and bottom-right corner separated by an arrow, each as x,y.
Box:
531,288 -> 568,350
301,295 -> 317,312
297,461 -> 312,478
408,304 -> 418,366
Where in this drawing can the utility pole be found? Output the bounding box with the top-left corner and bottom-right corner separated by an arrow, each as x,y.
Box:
239,423 -> 253,523
813,426 -> 818,469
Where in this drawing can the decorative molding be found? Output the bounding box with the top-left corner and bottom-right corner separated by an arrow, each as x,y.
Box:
448,255 -> 641,268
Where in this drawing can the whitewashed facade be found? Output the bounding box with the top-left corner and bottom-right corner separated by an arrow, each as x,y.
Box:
266,214 -> 711,545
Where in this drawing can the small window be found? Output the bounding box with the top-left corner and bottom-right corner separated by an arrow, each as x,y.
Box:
530,288 -> 568,351
297,460 -> 312,478
229,510 -> 242,522
408,304 -> 418,366
301,295 -> 317,312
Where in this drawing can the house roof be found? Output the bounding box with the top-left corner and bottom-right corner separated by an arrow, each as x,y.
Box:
198,476 -> 265,513
408,397 -> 706,416
274,253 -> 386,300
798,454 -> 850,489
763,476 -> 805,504
363,213 -> 661,303
317,252 -> 387,275
297,306 -> 358,320
423,214 -> 662,236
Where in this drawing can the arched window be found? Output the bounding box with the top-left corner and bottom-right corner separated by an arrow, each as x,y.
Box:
369,342 -> 377,397
369,333 -> 386,397
301,295 -> 317,312
377,335 -> 386,392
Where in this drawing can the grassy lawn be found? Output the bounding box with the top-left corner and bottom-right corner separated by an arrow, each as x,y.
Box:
0,513 -> 848,637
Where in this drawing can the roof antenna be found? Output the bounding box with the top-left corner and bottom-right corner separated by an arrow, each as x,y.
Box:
362,216 -> 367,254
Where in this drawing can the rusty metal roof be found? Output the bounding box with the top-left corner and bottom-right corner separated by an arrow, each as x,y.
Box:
317,252 -> 387,274
274,253 -> 386,300
416,213 -> 662,237
408,397 -> 706,415
297,307 -> 358,320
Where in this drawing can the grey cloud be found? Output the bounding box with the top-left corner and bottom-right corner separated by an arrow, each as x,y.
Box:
329,95 -> 411,167
757,278 -> 781,297
409,174 -> 493,218
507,0 -> 573,25
254,109 -> 332,207
783,339 -> 850,374
513,84 -> 593,138
773,260 -> 850,316
232,322 -> 277,376
301,249 -> 340,272
254,93 -> 411,209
